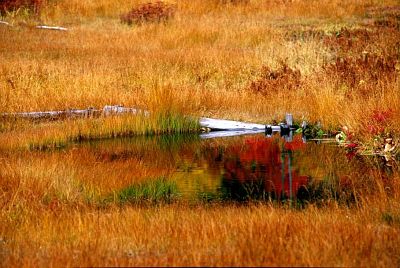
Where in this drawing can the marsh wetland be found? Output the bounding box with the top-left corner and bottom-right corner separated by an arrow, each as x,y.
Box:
1,0 -> 400,266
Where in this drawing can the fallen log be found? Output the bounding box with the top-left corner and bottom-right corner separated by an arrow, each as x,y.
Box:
1,105 -> 299,139
0,21 -> 11,26
199,117 -> 265,131
1,105 -> 148,120
0,21 -> 68,31
36,25 -> 68,31
2,108 -> 99,119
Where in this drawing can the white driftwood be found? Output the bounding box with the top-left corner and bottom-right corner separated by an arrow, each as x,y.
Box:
36,25 -> 68,31
2,105 -> 300,139
3,108 -> 97,119
1,105 -> 149,119
102,105 -> 149,116
0,22 -> 68,31
0,21 -> 11,26
199,117 -> 265,131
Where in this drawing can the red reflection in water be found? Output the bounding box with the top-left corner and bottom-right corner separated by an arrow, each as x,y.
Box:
221,135 -> 309,199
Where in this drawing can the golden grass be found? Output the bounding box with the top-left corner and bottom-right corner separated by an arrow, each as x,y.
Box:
1,0 -> 400,266
1,203 -> 399,267
1,0 -> 399,144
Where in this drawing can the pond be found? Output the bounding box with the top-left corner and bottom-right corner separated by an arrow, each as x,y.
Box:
71,132 -> 393,206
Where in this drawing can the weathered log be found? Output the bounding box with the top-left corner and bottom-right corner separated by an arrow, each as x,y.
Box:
1,105 -> 148,120
198,117 -> 265,131
1,108 -> 100,119
36,25 -> 68,31
1,105 -> 300,139
102,105 -> 149,116
0,21 -> 11,26
0,21 -> 68,31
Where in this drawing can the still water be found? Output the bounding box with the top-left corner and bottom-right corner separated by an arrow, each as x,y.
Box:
79,133 -> 392,204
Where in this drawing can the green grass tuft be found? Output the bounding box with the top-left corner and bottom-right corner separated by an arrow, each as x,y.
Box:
115,177 -> 179,205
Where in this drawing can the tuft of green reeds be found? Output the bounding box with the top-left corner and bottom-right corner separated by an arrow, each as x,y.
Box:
114,177 -> 179,204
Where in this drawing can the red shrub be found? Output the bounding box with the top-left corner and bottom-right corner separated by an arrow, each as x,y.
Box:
365,109 -> 394,135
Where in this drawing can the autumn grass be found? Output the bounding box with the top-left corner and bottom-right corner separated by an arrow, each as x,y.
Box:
1,203 -> 399,267
0,0 -> 399,145
1,0 -> 400,266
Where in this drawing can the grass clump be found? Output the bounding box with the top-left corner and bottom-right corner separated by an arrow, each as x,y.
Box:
120,1 -> 176,26
115,177 -> 179,204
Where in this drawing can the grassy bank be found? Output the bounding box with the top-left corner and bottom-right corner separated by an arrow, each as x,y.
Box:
1,0 -> 399,145
0,0 -> 399,266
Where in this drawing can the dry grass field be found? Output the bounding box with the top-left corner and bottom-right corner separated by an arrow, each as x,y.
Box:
0,0 -> 399,266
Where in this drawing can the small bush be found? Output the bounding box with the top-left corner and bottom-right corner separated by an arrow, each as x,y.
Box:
249,63 -> 302,96
0,0 -> 42,15
120,1 -> 176,26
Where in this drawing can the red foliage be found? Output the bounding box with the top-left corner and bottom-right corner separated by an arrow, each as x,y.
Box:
284,135 -> 306,151
371,109 -> 394,123
221,136 -> 309,199
366,109 -> 394,135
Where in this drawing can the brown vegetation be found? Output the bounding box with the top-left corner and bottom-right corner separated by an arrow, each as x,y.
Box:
322,54 -> 398,97
0,0 -> 43,15
120,1 -> 176,25
249,63 -> 302,96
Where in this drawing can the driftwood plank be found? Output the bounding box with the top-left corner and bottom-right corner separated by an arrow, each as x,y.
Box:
1,105 -> 300,139
0,21 -> 68,31
1,105 -> 149,119
36,25 -> 68,31
0,21 -> 11,26
199,117 -> 265,131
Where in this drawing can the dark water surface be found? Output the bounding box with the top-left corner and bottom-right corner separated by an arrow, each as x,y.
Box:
79,133 -> 392,204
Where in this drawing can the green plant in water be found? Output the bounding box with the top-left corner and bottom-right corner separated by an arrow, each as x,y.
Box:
156,113 -> 200,134
115,177 -> 179,205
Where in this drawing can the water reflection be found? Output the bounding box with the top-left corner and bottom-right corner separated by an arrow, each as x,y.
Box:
55,132 -> 395,204
219,136 -> 308,201
171,133 -> 393,204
